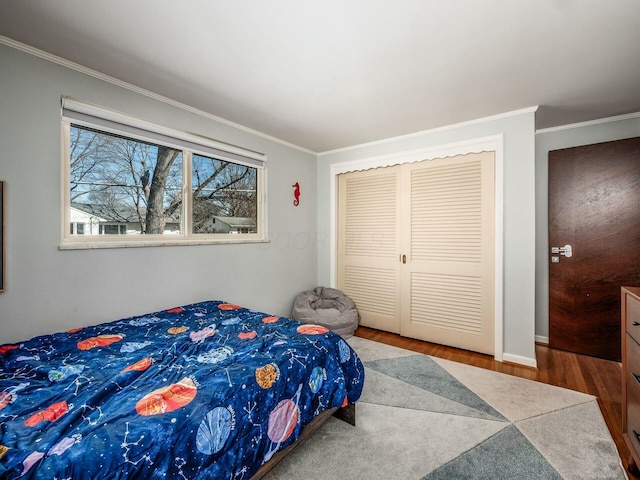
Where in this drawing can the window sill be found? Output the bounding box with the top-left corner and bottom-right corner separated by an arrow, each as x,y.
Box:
59,237 -> 270,250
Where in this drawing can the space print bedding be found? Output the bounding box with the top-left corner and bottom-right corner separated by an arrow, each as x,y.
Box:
0,300 -> 365,479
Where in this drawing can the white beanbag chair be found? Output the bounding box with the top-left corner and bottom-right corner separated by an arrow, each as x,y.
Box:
291,287 -> 359,339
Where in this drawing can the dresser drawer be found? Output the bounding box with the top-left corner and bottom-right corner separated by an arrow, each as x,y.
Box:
626,292 -> 640,345
628,357 -> 640,456
627,334 -> 640,455
627,337 -> 640,459
628,334 -> 640,384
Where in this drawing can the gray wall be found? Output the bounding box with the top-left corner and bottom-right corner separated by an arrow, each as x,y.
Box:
317,110 -> 538,365
5,38 -> 637,363
535,114 -> 640,341
0,44 -> 318,344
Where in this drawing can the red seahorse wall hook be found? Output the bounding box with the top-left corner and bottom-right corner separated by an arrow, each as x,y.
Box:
292,182 -> 300,206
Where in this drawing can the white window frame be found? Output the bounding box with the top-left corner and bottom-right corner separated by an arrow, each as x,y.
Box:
60,97 -> 267,249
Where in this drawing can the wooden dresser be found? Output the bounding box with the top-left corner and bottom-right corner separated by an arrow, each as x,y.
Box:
623,286 -> 640,475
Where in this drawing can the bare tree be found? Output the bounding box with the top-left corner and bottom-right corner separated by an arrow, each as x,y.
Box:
144,146 -> 180,234
69,127 -> 115,203
191,156 -> 257,232
69,125 -> 257,235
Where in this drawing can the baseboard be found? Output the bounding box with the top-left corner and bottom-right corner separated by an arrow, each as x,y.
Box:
535,335 -> 549,344
502,352 -> 538,369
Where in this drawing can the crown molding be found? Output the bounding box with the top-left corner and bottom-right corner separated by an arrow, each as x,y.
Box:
536,111 -> 640,135
318,106 -> 538,157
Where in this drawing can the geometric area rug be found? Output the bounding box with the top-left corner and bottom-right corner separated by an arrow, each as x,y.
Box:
265,337 -> 626,480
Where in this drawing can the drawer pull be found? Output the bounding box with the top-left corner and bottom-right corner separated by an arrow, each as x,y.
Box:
635,430 -> 640,443
634,374 -> 640,385
633,322 -> 640,326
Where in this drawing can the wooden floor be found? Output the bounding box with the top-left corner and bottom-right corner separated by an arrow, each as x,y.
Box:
354,326 -> 631,474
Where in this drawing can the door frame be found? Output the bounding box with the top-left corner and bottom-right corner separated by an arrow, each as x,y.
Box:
328,135 -> 505,361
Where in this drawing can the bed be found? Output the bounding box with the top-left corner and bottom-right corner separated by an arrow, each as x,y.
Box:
0,300 -> 365,479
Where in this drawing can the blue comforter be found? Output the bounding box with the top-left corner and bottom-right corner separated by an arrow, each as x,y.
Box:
0,301 -> 364,479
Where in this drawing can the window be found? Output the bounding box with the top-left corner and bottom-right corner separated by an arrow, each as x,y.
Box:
99,224 -> 127,235
191,153 -> 257,234
70,222 -> 84,235
61,98 -> 266,248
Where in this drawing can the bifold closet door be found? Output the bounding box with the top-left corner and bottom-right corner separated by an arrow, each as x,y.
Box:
337,152 -> 495,355
399,153 -> 495,355
337,166 -> 402,333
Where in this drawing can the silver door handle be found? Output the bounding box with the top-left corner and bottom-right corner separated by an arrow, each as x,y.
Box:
551,244 -> 572,257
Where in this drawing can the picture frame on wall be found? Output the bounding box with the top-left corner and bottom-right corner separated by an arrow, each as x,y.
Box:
1,180 -> 4,292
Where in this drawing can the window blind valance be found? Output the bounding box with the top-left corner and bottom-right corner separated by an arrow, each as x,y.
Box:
61,97 -> 266,169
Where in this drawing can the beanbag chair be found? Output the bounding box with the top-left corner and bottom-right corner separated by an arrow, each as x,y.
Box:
291,287 -> 359,338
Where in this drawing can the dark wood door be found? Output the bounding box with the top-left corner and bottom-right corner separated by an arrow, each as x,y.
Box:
549,136 -> 640,362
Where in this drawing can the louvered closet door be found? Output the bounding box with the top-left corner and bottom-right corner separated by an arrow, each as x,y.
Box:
400,152 -> 495,354
337,166 -> 402,333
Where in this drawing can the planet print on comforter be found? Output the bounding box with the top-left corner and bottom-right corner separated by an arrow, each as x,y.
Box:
0,300 -> 365,479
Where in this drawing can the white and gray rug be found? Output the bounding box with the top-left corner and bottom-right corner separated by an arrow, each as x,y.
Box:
265,337 -> 626,480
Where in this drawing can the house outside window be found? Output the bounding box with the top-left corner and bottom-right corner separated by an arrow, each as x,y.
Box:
61,98 -> 266,248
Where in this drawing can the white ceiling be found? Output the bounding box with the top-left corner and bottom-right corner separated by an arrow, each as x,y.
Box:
1,0 -> 639,152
